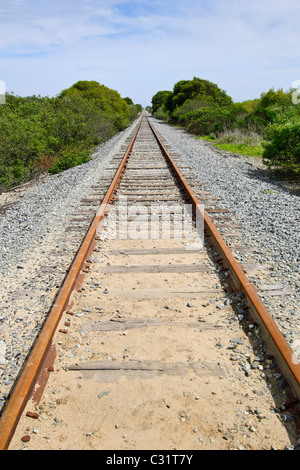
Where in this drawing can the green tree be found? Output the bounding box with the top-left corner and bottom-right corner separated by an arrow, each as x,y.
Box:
124,97 -> 134,105
260,88 -> 292,109
165,77 -> 233,113
60,80 -> 129,118
151,90 -> 172,114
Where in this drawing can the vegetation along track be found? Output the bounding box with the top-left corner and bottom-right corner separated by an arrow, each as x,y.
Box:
1,112 -> 300,450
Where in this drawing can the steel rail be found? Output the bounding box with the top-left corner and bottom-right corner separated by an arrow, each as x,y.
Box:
147,116 -> 300,403
0,118 -> 142,450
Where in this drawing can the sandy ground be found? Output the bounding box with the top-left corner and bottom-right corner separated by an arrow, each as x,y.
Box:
9,226 -> 297,450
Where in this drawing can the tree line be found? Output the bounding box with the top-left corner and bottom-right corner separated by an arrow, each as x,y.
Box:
0,80 -> 142,191
150,77 -> 300,174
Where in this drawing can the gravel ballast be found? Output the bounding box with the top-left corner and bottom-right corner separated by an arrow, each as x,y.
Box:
0,115 -> 299,417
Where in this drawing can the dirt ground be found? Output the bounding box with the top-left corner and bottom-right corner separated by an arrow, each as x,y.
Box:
8,222 -> 297,450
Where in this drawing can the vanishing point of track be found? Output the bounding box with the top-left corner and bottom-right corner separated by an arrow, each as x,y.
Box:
1,113 -> 300,450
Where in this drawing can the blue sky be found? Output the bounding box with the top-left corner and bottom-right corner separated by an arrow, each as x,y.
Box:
0,0 -> 300,107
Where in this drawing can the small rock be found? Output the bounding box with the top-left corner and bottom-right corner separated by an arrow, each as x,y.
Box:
282,413 -> 293,423
26,411 -> 39,419
279,378 -> 287,389
98,390 -> 110,399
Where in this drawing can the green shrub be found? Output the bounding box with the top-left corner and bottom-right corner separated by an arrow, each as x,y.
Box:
172,97 -> 214,119
262,122 -> 300,172
49,145 -> 92,174
0,82 -> 139,191
0,107 -> 48,187
200,128 -> 264,158
270,105 -> 300,126
185,107 -> 235,135
153,105 -> 170,121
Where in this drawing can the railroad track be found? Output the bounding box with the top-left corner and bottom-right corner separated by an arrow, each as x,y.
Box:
1,112 -> 300,450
